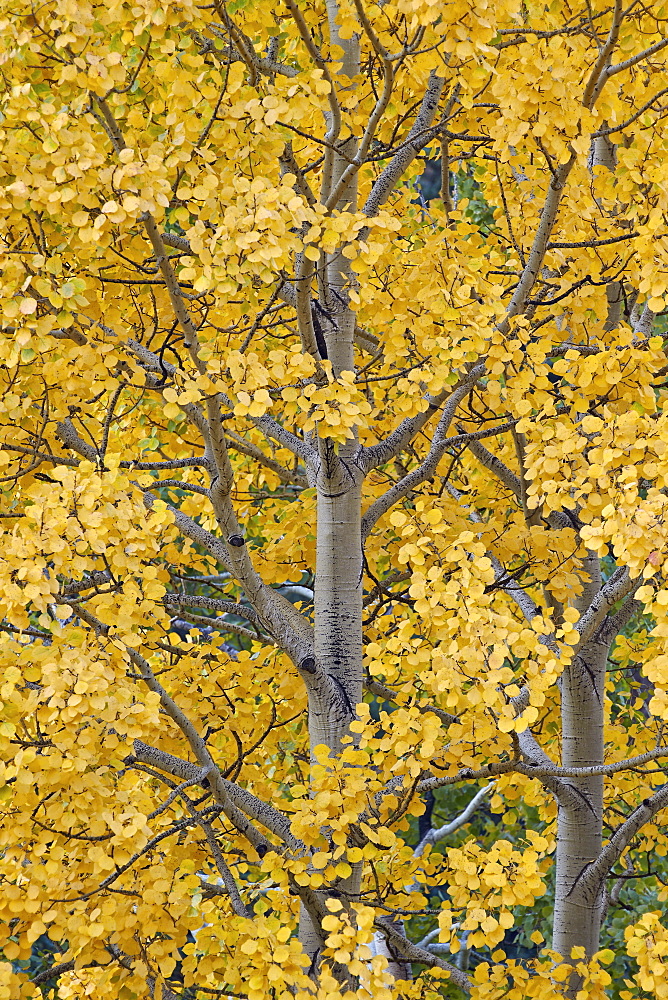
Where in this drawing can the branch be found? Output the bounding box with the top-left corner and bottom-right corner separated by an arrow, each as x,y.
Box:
633,302 -> 656,337
60,570 -> 113,595
415,784 -> 490,856
598,596 -> 642,646
124,456 -> 211,470
418,747 -> 668,795
581,0 -> 625,108
488,551 -> 543,626
199,818 -> 253,918
56,418 -> 98,462
125,655 -> 280,859
70,596 -> 281,862
283,0 -> 343,204
163,593 -> 266,630
606,36 -> 668,79
359,388 -> 450,472
363,372 -> 508,537
364,677 -> 458,726
497,6 -> 626,332
141,491 -> 229,566
573,566 -> 636,649
280,141 -> 317,207
224,429 -> 308,486
139,226 -> 244,566
464,435 -> 522,497
165,609 -> 274,645
129,331 -> 313,464
361,365 -> 489,474
132,740 -> 304,854
142,479 -> 210,497
160,232 -> 192,252
251,414 -> 315,465
593,87 -> 668,135
373,916 -> 472,995
363,72 -> 446,216
2,442 -> 79,468
445,483 -> 550,630
141,490 -> 315,670
140,213 -> 202,357
515,729 -> 582,810
582,781 -> 668,893
324,8 -> 394,211
30,960 -> 104,987
212,9 -> 299,81
13,371 -> 209,476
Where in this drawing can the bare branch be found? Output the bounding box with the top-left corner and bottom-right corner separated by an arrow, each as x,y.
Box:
60,570 -> 113,595
283,0 -> 340,203
581,0 -> 625,108
1,442 -> 79,468
224,429 -> 308,487
593,87 -> 668,136
362,419 -> 519,538
142,479 -> 210,497
56,418 -> 98,462
419,747 -> 668,794
574,566 -> 637,649
415,784 -> 490,856
361,366 -> 486,473
359,389 -> 449,472
132,740 -> 305,854
499,3 -> 625,332
251,414 -> 315,465
141,490 -> 315,670
324,2 -> 394,210
199,819 -> 254,918
374,916 -> 472,994
364,73 -> 446,216
163,593 -> 267,632
606,36 -> 668,79
583,781 -> 668,893
31,961 -> 104,988
167,609 -> 272,645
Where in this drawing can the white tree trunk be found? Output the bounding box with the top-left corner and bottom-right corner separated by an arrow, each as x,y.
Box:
553,555 -> 607,990
552,641 -> 607,957
300,2 -> 363,974
312,459 -> 363,752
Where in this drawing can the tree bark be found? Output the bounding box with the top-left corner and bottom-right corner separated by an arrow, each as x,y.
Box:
299,1 -> 363,973
312,451 -> 363,753
552,640 -> 607,959
552,556 -> 607,992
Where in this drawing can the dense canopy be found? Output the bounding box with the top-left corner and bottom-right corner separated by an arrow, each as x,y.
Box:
2,1 -> 668,999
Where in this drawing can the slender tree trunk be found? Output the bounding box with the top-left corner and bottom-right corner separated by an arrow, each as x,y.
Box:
312,457 -> 363,751
552,642 -> 606,954
553,85 -> 626,991
300,3 -> 363,973
553,555 -> 607,990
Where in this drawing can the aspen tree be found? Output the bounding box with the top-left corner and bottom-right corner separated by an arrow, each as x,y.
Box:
1,2 -> 668,999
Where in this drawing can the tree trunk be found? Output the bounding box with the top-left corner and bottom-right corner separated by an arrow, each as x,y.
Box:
552,555 -> 607,990
300,2 -> 363,974
312,456 -> 363,752
552,642 -> 607,955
